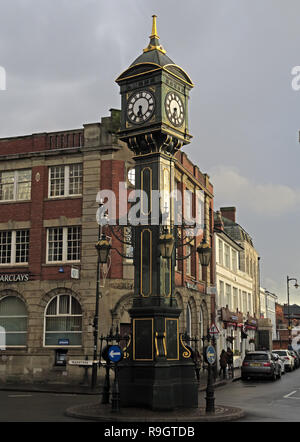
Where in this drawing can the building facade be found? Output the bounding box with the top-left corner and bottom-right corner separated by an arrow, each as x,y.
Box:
213,208 -> 260,368
0,109 -> 214,383
260,288 -> 277,340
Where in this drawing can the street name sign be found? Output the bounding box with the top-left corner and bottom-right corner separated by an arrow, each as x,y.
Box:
69,360 -> 93,366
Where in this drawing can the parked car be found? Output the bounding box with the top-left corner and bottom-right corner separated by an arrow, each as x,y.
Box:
272,350 -> 294,372
242,351 -> 282,381
289,350 -> 300,368
272,352 -> 285,375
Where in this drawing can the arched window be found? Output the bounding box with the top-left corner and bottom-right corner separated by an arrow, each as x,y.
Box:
44,294 -> 82,347
0,296 -> 27,347
199,307 -> 204,342
186,304 -> 192,338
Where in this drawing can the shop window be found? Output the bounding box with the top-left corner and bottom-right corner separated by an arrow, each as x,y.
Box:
0,296 -> 27,347
44,294 -> 82,347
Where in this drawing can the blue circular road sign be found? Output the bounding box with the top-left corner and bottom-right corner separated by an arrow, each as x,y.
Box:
206,345 -> 216,365
107,345 -> 123,363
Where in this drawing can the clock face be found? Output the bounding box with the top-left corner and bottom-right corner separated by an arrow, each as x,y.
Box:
165,92 -> 184,127
127,90 -> 155,124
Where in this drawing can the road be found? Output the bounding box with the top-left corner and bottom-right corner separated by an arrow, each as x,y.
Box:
2,370 -> 300,422
199,368 -> 300,421
0,391 -> 97,422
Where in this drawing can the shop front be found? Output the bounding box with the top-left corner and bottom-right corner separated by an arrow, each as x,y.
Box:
218,306 -> 244,368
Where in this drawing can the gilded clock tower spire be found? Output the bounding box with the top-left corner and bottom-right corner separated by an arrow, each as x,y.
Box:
143,14 -> 166,54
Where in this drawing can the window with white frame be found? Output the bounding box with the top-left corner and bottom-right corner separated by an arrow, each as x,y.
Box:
124,227 -> 133,261
242,291 -> 247,313
233,287 -> 238,311
248,293 -> 252,315
48,164 -> 82,198
127,168 -> 136,186
44,294 -> 82,346
184,189 -> 193,224
198,257 -> 202,281
232,250 -> 238,272
0,170 -> 31,202
225,283 -> 231,309
47,227 -> 81,263
219,280 -> 224,306
218,239 -> 223,265
186,245 -> 191,275
0,230 -> 29,265
224,244 -> 230,269
0,296 -> 28,347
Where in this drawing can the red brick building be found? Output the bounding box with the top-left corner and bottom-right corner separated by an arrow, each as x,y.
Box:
0,109 -> 214,383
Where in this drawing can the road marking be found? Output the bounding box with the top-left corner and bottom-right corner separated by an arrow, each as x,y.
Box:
8,394 -> 32,398
284,391 -> 297,399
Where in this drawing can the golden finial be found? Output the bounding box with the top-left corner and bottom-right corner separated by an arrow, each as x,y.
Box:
150,15 -> 158,38
143,15 -> 166,54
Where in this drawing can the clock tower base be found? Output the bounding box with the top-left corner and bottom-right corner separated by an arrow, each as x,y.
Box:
118,303 -> 198,411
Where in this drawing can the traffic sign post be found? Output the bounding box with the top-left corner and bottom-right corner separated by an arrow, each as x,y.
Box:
107,345 -> 123,413
206,345 -> 216,365
101,344 -> 123,412
204,342 -> 216,414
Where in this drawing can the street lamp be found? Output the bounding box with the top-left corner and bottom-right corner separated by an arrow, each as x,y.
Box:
197,239 -> 212,267
91,218 -> 111,390
96,234 -> 112,264
158,229 -> 175,259
287,276 -> 299,345
197,238 -> 215,413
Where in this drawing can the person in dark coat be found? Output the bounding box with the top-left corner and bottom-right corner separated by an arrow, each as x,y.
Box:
226,347 -> 234,378
219,349 -> 228,379
226,347 -> 234,365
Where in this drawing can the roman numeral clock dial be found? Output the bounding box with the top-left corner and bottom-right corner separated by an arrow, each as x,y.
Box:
127,90 -> 155,124
165,92 -> 184,127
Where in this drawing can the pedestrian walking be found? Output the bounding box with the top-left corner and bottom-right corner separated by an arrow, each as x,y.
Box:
219,349 -> 228,379
226,347 -> 234,378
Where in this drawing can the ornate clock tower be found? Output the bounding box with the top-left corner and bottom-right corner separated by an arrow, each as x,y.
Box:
115,16 -> 197,410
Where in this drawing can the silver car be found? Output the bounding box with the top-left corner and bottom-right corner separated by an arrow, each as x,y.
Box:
242,351 -> 282,381
272,352 -> 285,374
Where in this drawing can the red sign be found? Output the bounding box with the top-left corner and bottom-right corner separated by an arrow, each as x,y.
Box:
209,324 -> 220,335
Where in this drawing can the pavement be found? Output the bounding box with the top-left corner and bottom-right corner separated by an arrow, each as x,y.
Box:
0,367 -> 242,395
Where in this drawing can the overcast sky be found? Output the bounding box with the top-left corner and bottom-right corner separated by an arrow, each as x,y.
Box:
0,0 -> 299,304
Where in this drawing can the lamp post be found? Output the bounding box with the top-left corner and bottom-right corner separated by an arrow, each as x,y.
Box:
91,228 -> 111,390
197,238 -> 214,413
287,276 -> 299,345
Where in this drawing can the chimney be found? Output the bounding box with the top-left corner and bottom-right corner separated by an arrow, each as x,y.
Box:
214,211 -> 224,231
220,207 -> 236,223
